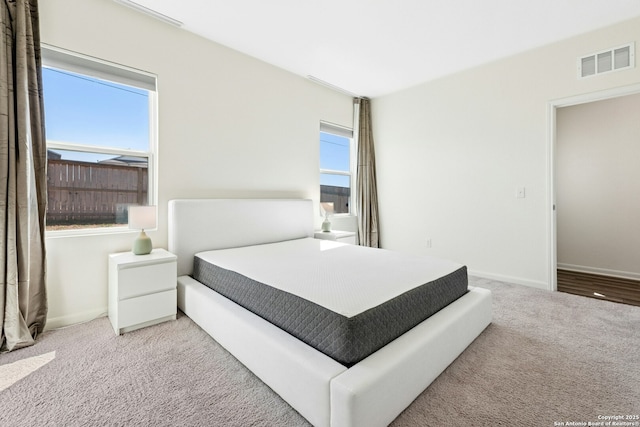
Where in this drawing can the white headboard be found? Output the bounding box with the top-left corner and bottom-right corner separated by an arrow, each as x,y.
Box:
168,199 -> 314,276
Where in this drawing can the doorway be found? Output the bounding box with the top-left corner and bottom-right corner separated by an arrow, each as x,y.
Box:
549,83 -> 640,306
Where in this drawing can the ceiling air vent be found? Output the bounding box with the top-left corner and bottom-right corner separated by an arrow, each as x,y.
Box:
578,42 -> 635,78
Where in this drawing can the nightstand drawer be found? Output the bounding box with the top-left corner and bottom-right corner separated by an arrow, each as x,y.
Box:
118,261 -> 176,300
118,289 -> 177,329
336,235 -> 356,245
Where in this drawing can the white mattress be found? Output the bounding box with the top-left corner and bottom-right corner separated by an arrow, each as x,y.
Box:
195,237 -> 463,317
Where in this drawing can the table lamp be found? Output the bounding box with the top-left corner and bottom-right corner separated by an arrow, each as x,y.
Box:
128,205 -> 156,255
320,202 -> 334,232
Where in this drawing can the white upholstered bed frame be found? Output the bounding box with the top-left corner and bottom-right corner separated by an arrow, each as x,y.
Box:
168,199 -> 492,427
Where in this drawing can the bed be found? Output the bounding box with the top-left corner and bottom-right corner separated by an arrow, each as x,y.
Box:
169,199 -> 492,427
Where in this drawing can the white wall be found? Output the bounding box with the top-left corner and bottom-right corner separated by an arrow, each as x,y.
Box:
372,16 -> 640,289
556,93 -> 640,279
40,0 -> 353,328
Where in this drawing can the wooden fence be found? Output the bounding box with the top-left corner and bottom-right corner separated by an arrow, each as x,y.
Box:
47,159 -> 148,225
320,185 -> 350,214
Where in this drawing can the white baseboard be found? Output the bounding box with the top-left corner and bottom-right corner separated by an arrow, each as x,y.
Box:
557,263 -> 640,281
45,308 -> 107,331
468,269 -> 549,291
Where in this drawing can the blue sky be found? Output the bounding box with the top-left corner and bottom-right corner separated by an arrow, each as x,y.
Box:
42,67 -> 149,162
320,131 -> 350,188
43,67 -> 350,187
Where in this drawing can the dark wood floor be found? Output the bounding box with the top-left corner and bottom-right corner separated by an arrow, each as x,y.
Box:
557,269 -> 640,307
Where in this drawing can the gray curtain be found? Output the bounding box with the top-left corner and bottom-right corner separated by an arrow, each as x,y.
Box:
1,0 -> 48,352
355,98 -> 380,248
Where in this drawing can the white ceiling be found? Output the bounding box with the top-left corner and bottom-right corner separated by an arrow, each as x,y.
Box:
122,0 -> 640,98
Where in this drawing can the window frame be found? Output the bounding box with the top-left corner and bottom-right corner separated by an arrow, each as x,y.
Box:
42,45 -> 158,236
319,121 -> 356,216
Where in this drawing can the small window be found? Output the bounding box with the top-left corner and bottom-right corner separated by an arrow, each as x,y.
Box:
319,122 -> 354,215
42,46 -> 157,232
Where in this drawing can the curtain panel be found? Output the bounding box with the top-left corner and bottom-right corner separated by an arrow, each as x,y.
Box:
355,98 -> 380,248
1,0 -> 48,352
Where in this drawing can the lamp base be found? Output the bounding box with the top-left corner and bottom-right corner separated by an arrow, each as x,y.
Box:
321,218 -> 331,232
133,231 -> 152,255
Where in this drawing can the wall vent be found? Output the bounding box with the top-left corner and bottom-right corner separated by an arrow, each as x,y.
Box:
578,42 -> 635,78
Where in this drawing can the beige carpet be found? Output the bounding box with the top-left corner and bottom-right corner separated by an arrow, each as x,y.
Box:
1,277 -> 639,427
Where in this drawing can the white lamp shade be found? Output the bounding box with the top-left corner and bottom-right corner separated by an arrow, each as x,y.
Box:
320,202 -> 335,216
128,206 -> 157,230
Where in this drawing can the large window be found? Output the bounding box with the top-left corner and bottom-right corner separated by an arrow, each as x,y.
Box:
320,122 -> 354,215
42,46 -> 157,232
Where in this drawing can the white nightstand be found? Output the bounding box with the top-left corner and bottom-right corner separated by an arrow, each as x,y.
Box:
108,248 -> 177,335
314,230 -> 357,245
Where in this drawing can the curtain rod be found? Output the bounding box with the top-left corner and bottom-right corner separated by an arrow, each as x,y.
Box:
112,0 -> 183,27
306,75 -> 362,99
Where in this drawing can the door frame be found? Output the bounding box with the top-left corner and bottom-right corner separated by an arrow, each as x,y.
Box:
547,82 -> 640,291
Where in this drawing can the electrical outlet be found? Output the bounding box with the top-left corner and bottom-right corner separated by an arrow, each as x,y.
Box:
516,187 -> 526,199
